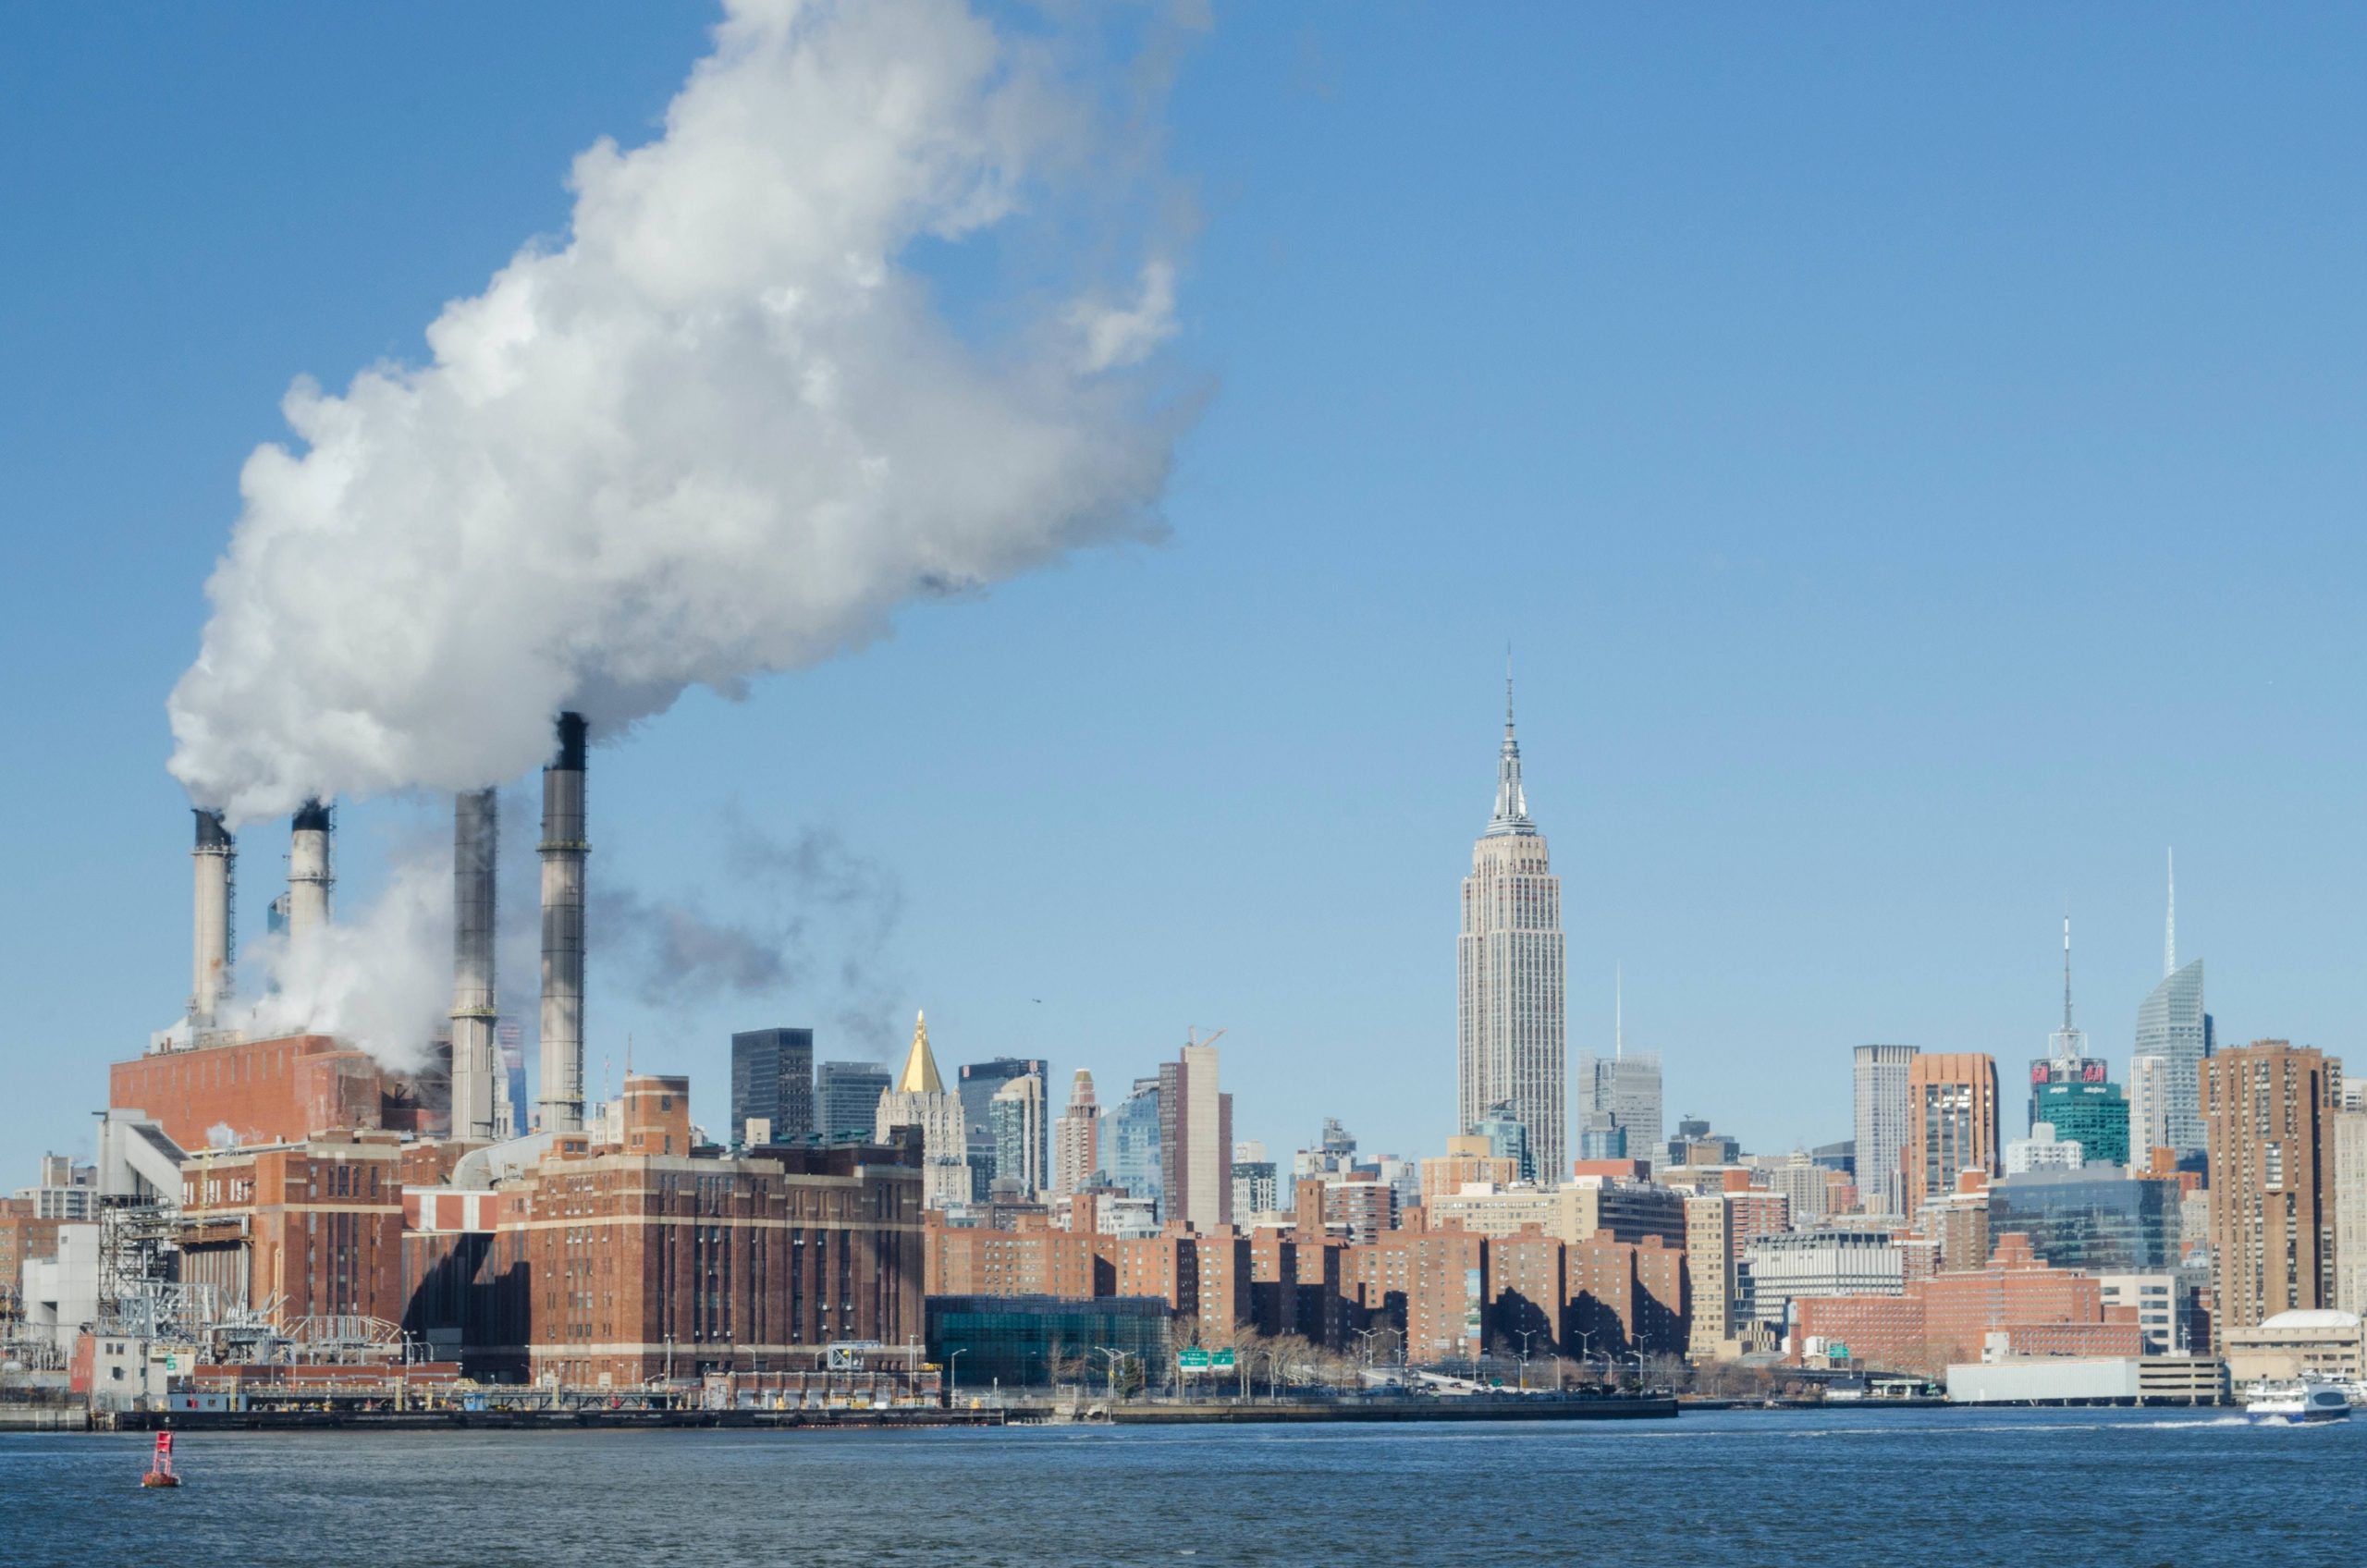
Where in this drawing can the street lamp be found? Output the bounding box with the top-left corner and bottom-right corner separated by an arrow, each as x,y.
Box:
1513,1329 -> 1542,1392
1098,1347 -> 1133,1405
947,1348 -> 966,1408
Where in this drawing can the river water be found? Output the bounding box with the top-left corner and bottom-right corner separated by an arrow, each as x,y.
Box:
3,1407 -> 2356,1566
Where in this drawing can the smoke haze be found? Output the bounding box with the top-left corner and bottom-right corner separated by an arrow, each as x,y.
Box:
169,0 -> 1189,824
593,820 -> 908,1049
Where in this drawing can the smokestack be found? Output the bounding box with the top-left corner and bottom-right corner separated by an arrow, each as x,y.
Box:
448,789 -> 499,1142
288,798 -> 333,944
190,809 -> 235,1028
536,713 -> 588,1133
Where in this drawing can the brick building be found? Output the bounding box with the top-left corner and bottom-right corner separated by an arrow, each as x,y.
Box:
1905,1053 -> 2000,1219
2204,1040 -> 2338,1340
1790,1232 -> 2143,1372
511,1085 -> 926,1388
178,1130 -> 408,1326
1485,1228 -> 1564,1354
1351,1226 -> 1486,1363
0,1198 -> 63,1317
1568,1231 -> 1688,1359
110,1032 -> 460,1152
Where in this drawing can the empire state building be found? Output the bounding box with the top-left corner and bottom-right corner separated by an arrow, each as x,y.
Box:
1456,681 -> 1567,1182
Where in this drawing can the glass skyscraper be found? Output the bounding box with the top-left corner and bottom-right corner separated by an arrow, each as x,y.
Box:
1107,1076 -> 1162,1209
2137,962 -> 2213,1160
2137,860 -> 2214,1161
2033,1080 -> 2130,1168
1576,1050 -> 1662,1175
959,1056 -> 1048,1200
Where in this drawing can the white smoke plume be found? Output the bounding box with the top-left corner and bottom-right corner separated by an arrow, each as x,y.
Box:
169,0 -> 1190,824
231,847 -> 454,1072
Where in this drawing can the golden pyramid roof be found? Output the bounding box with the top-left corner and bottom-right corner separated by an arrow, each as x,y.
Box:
895,1010 -> 943,1095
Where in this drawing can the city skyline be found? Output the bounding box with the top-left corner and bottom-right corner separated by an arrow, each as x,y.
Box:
6,4 -> 2367,1172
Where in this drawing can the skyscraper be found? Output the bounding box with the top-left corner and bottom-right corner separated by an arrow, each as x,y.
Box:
815,1060 -> 892,1145
1107,1076 -> 1161,1208
1853,1044 -> 1919,1216
1455,677 -> 1566,1182
2128,1056 -> 2170,1172
876,1012 -> 970,1209
1576,970 -> 1662,1174
1469,1105 -> 1535,1182
988,1073 -> 1047,1196
2204,1040 -> 2337,1338
1905,1053 -> 1999,1219
2024,918 -> 2128,1164
1051,1069 -> 1100,1198
2335,1103 -> 2367,1317
2136,853 -> 2214,1163
958,1056 -> 1049,1201
729,1026 -> 814,1146
1231,1141 -> 1280,1218
1159,1034 -> 1232,1231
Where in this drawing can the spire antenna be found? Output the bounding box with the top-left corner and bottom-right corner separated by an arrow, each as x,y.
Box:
2061,913 -> 2074,1032
1483,658 -> 1535,836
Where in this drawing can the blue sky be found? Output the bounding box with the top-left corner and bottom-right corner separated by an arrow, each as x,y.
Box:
3,3 -> 2363,1174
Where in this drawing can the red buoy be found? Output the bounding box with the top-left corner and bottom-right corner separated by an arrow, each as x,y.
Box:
141,1430 -> 181,1488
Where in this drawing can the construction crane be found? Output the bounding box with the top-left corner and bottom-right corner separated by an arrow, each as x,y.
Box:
1185,1026 -> 1227,1051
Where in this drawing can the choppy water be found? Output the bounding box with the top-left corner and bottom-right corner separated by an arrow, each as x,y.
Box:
3,1408 -> 2359,1566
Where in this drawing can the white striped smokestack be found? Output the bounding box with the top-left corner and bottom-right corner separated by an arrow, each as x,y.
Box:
190,809 -> 235,1028
288,798 -> 333,944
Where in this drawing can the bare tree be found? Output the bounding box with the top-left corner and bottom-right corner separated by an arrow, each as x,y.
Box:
1169,1314 -> 1200,1398
1642,1353 -> 1690,1394
1228,1325 -> 1267,1400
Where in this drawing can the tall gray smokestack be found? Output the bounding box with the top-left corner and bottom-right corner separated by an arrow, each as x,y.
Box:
288,798 -> 333,945
448,789 -> 499,1142
536,714 -> 588,1133
190,809 -> 235,1028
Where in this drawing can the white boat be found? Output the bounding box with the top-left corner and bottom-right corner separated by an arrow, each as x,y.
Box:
2246,1379 -> 2352,1424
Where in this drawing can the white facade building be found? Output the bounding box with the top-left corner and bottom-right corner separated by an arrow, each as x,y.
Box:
1852,1044 -> 1919,1216
1744,1229 -> 1906,1329
2128,1055 -> 2170,1173
874,1011 -> 971,1210
2005,1121 -> 2086,1176
2336,1108 -> 2367,1317
2097,1271 -> 2189,1355
1456,681 -> 1566,1182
